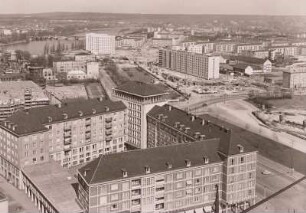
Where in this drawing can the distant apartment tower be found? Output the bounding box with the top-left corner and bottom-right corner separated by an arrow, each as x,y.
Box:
0,99 -> 127,189
113,81 -> 168,149
159,49 -> 220,80
77,135 -> 257,213
283,64 -> 306,89
86,33 -> 115,55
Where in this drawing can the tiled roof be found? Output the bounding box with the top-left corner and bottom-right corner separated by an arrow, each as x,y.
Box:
147,104 -> 254,156
79,139 -> 223,184
114,81 -> 168,97
1,99 -> 126,136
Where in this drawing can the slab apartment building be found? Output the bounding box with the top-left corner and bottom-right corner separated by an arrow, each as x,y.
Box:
77,121 -> 257,213
159,49 -> 220,80
0,99 -> 127,189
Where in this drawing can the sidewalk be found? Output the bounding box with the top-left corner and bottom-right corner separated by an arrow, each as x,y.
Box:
0,176 -> 38,213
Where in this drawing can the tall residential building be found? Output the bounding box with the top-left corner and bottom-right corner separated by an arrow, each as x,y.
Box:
86,33 -> 115,55
159,49 -> 220,80
53,61 -> 86,73
283,64 -> 306,89
77,136 -> 257,213
113,81 -> 168,149
235,43 -> 264,54
0,81 -> 49,120
0,99 -> 127,189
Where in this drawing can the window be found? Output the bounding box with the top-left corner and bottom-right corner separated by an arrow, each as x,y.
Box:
111,204 -> 118,211
110,194 -> 119,201
195,187 -> 201,194
110,184 -> 119,191
176,172 -> 183,180
241,157 -> 245,163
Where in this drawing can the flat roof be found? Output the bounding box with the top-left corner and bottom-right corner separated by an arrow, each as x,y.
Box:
23,161 -> 82,213
114,81 -> 168,97
0,80 -> 48,104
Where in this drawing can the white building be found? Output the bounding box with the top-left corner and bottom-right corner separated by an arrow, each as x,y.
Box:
86,62 -> 100,79
86,33 -> 115,55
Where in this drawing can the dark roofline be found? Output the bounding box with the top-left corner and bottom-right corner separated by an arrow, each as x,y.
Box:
114,88 -> 168,98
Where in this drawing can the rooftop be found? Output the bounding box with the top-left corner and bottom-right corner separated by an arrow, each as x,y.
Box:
222,55 -> 269,65
147,104 -> 254,156
114,81 -> 168,97
23,161 -> 82,213
0,81 -> 49,105
79,139 -> 223,184
1,99 -> 126,136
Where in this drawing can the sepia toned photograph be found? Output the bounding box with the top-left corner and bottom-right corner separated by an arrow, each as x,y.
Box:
0,0 -> 306,212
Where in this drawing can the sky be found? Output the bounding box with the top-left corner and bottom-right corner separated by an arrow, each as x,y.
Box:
1,0 -> 306,16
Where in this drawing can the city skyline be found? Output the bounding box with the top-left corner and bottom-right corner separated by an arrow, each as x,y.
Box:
1,0 -> 306,16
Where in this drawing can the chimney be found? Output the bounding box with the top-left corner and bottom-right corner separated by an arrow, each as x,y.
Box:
158,114 -> 163,120
201,119 -> 205,126
48,116 -> 52,123
174,122 -> 180,128
203,156 -> 209,164
194,132 -> 201,139
84,169 -> 90,177
78,111 -> 83,117
200,134 -> 206,140
98,97 -> 103,102
162,115 -> 168,122
63,113 -> 68,119
206,120 -> 210,125
166,162 -> 172,169
121,169 -> 128,178
179,124 -> 185,131
145,165 -> 151,174
185,159 -> 191,167
7,122 -> 11,129
57,103 -> 62,108
237,144 -> 244,153
92,108 -> 96,114
12,124 -> 17,131
105,106 -> 109,112
184,127 -> 190,133
191,115 -> 195,122
168,105 -> 172,111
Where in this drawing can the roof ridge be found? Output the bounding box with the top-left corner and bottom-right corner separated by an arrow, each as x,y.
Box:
89,155 -> 103,184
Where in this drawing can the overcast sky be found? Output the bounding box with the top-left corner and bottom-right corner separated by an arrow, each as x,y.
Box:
1,0 -> 306,15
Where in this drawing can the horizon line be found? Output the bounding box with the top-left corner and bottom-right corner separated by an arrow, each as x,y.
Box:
0,11 -> 306,17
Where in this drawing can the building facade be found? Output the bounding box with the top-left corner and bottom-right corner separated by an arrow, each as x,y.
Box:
159,49 -> 220,80
113,81 -> 168,149
283,64 -> 306,89
53,61 -> 86,73
0,99 -> 127,189
77,136 -> 256,213
86,33 -> 115,55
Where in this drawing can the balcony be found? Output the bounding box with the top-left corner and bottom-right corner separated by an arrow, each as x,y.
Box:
131,199 -> 141,206
64,138 -> 72,145
64,145 -> 72,151
131,179 -> 141,188
64,132 -> 72,138
131,189 -> 141,197
155,203 -> 164,210
105,136 -> 112,142
105,124 -> 112,129
64,128 -> 71,132
105,118 -> 112,123
105,130 -> 112,136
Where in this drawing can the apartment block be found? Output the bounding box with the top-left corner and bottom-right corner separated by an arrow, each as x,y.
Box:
235,43 -> 264,54
283,64 -> 306,89
53,61 -> 86,73
269,46 -> 299,56
86,33 -> 116,55
0,99 -> 127,189
215,43 -> 237,53
159,49 -> 220,80
77,135 -> 256,213
113,81 -> 168,149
